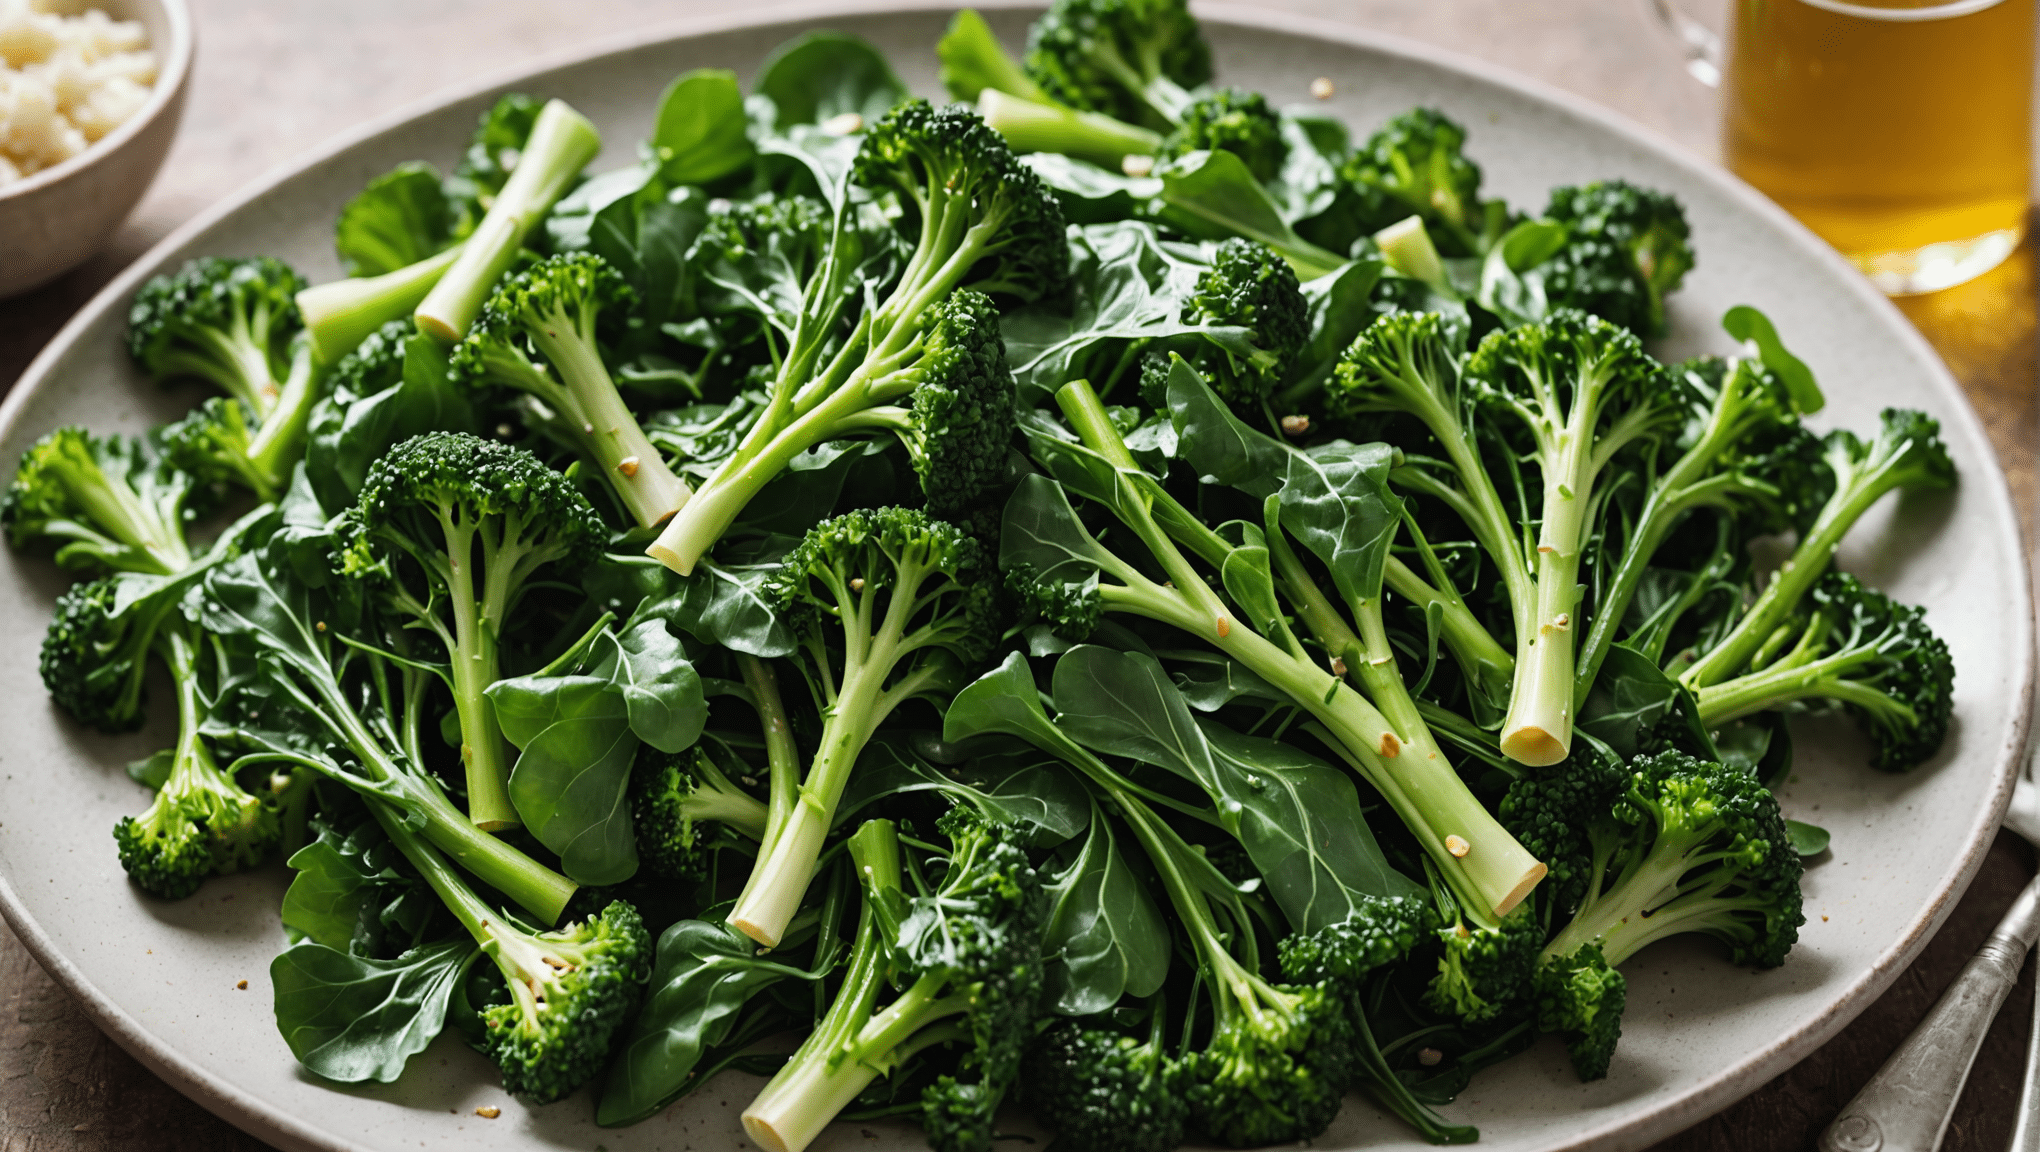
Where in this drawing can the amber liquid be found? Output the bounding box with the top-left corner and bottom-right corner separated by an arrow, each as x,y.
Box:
1723,0 -> 2033,282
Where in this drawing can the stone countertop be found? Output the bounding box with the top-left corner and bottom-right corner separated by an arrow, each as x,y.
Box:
0,2 -> 2034,1150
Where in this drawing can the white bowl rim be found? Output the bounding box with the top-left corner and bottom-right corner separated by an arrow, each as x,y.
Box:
0,3 -> 2030,1150
0,0 -> 195,202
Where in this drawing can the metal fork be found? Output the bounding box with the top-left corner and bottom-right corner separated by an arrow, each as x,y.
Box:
1817,774 -> 2040,1152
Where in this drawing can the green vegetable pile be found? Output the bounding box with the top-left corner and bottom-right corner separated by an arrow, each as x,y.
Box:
15,3 -> 1959,1148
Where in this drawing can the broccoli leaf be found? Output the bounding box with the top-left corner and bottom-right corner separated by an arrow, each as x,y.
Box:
1050,645 -> 1422,932
999,221 -> 1258,401
597,917 -> 806,1127
1786,820 -> 1831,857
754,32 -> 909,130
1723,305 -> 1824,414
1038,800 -> 1173,1015
270,937 -> 473,1084
835,739 -> 1091,848
652,69 -> 754,185
1277,440 -> 1403,606
304,324 -> 477,514
1153,149 -> 1344,279
1166,356 -> 1289,498
590,619 -> 707,755
1577,642 -> 1715,760
280,816 -> 416,954
1020,152 -> 1163,225
1293,252 -> 1385,387
641,534 -> 798,658
495,670 -> 640,886
333,161 -> 454,277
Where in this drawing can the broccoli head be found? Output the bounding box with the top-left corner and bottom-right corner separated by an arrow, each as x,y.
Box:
1694,572 -> 1954,771
480,898 -> 653,1102
1186,978 -> 1354,1149
1156,87 -> 1286,182
853,100 -> 1070,304
630,744 -> 769,882
1022,0 -> 1213,129
41,575 -> 166,733
1025,1014 -> 1189,1152
452,252 -> 694,530
860,289 -> 1020,518
126,256 -> 307,418
1545,749 -> 1805,971
1134,240 -> 1308,414
1340,107 -> 1499,256
114,725 -> 278,899
1533,942 -> 1626,1081
1539,180 -> 1696,338
345,432 -> 605,831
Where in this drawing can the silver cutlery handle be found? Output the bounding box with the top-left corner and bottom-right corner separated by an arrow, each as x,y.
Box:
1819,877 -> 2040,1152
2014,976 -> 2040,1152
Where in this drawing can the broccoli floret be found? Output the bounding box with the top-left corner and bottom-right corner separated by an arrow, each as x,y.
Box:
1155,87 -> 1285,181
3,427 -> 196,575
1424,892 -> 1544,1026
648,99 -> 1065,575
1683,407 -> 1955,688
743,815 -> 1043,1152
41,574 -> 171,733
1694,573 -> 1954,771
1022,0 -> 1212,130
1540,181 -> 1696,338
630,744 -> 768,882
1573,349 -> 1829,701
1278,897 -> 1481,1144
1137,239 -> 1308,416
1509,750 -> 1800,1081
1025,1011 -> 1189,1152
341,432 -> 606,831
1546,749 -> 1804,971
724,507 -> 995,947
126,255 -> 306,415
451,253 -> 693,530
481,899 -> 652,1102
1340,108 -> 1505,256
113,620 -> 278,898
1533,943 -> 1625,1081
824,291 -> 1020,518
1461,310 -> 1688,765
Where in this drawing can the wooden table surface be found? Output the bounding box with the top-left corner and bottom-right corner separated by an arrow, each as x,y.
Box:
1,1 -> 2034,1149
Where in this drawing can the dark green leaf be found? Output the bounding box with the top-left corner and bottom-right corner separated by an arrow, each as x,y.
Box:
597,620 -> 706,754
652,69 -> 754,184
596,918 -> 800,1126
270,937 -> 472,1084
1166,356 -> 1290,498
1278,440 -> 1403,604
333,161 -> 453,277
1723,305 -> 1824,414
1785,819 -> 1830,857
835,739 -> 1089,848
1019,153 -> 1162,226
1039,801 -> 1172,1015
493,672 -> 640,886
754,32 -> 908,129
1154,150 -> 1344,279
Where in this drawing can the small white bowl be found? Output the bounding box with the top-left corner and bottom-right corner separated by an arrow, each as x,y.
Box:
0,0 -> 192,299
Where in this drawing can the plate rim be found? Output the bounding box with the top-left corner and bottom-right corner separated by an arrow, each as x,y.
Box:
0,3 -> 2029,1150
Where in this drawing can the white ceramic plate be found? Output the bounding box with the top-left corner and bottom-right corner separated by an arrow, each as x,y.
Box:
1,4 -> 2030,1151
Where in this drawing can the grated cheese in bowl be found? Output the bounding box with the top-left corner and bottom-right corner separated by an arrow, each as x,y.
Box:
0,0 -> 156,185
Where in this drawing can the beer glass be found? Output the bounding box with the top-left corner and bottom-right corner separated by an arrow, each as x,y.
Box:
1651,0 -> 2034,294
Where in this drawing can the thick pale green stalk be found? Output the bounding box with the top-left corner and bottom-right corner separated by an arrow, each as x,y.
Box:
977,88 -> 1162,169
522,312 -> 691,529
1542,827 -> 1734,968
247,341 -> 319,493
434,512 -> 515,831
296,245 -> 461,365
416,100 -> 602,342
65,461 -> 189,574
742,821 -> 900,1152
727,564 -> 932,946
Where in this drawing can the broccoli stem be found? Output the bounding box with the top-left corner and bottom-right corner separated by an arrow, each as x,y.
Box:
739,654 -> 801,848
1680,466 -> 1893,690
435,508 -> 517,831
1375,216 -> 1450,295
977,88 -> 1162,169
155,302 -> 283,418
1690,616 -> 1891,727
245,340 -> 319,497
1382,554 -> 1515,702
1541,821 -> 1745,968
521,306 -> 693,529
54,450 -> 191,575
742,820 -> 902,1152
296,245 -> 462,366
301,657 -> 574,922
1574,361 -> 1765,699
1057,383 -> 1544,918
726,555 -> 944,946
416,100 -> 603,344
159,628 -> 263,842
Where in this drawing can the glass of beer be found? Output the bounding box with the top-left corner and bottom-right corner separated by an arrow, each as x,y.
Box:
1650,0 -> 2034,295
